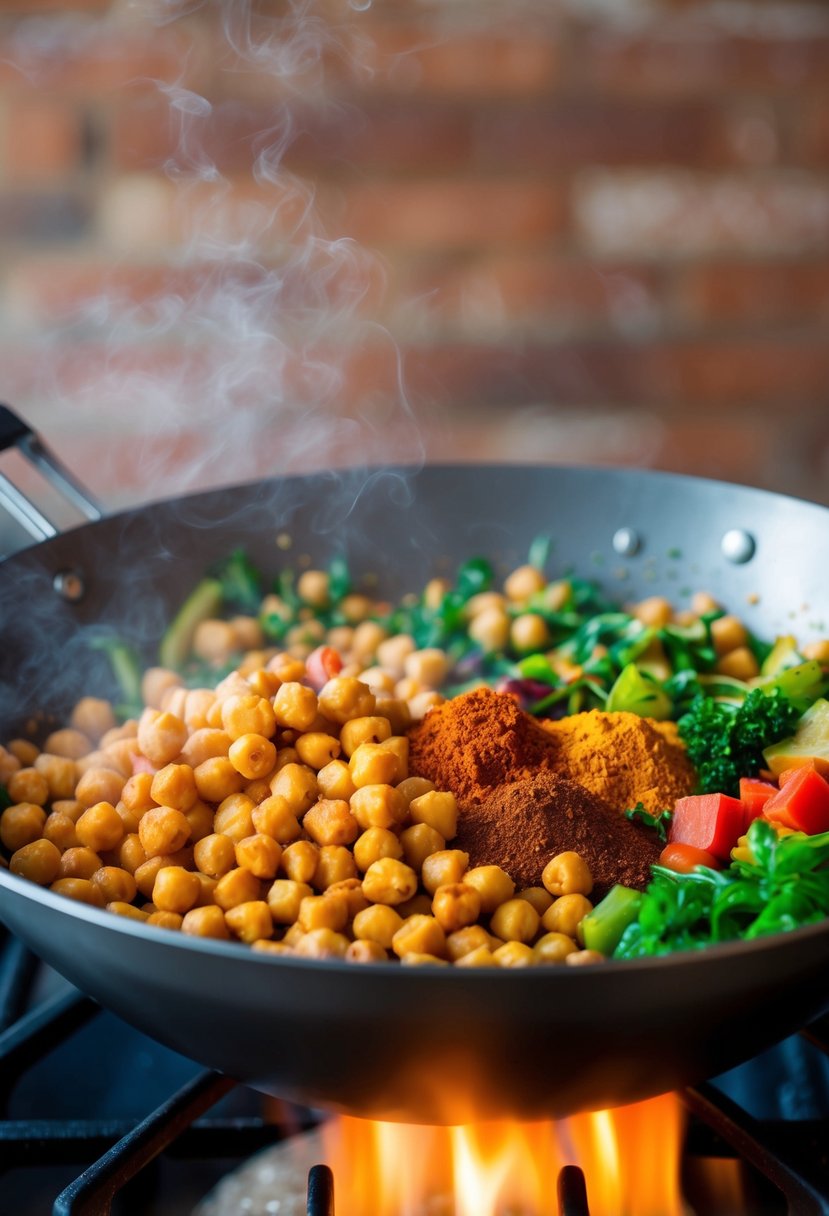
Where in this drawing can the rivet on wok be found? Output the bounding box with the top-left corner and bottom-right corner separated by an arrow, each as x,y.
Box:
721,529 -> 756,564
612,527 -> 641,557
53,570 -> 85,602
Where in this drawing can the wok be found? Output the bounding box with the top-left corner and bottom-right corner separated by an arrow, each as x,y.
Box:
1,405 -> 829,1125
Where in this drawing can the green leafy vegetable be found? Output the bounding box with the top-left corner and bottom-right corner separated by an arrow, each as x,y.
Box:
90,635 -> 143,717
527,534 -> 552,571
624,803 -> 673,843
678,687 -> 801,796
614,819 -> 829,959
607,664 -> 672,720
328,555 -> 352,603
210,549 -> 262,614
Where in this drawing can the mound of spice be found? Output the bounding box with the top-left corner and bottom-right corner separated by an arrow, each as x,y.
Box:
407,686 -> 556,803
540,710 -> 696,815
454,771 -> 662,896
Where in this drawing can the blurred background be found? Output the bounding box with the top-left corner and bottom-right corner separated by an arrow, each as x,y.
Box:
0,0 -> 828,538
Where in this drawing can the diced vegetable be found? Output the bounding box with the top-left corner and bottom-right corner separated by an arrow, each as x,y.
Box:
159,578 -> 224,670
580,885 -> 643,956
305,645 -> 344,691
606,663 -> 672,720
739,777 -> 777,828
658,842 -> 720,874
763,697 -> 829,777
760,635 -> 802,678
763,767 -> 829,834
668,792 -> 745,861
759,660 -> 827,712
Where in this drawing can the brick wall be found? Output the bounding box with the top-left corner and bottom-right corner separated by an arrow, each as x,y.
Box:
0,0 -> 828,520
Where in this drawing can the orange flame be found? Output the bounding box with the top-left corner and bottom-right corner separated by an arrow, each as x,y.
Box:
321,1093 -> 687,1216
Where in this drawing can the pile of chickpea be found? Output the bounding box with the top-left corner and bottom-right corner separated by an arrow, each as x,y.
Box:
0,655 -> 604,967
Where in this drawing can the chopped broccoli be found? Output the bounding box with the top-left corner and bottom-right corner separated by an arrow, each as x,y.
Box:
678,687 -> 800,796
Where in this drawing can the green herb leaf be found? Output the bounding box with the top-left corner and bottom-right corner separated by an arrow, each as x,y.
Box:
624,803 -> 673,842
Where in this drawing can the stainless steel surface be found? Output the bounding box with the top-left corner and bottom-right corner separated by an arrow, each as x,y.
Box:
0,460 -> 828,1122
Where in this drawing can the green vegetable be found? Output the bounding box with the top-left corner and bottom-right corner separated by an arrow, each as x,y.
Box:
89,636 -> 143,717
581,885 -> 643,955
606,663 -> 672,720
678,687 -> 801,796
624,803 -> 673,843
763,697 -> 829,777
159,577 -> 223,670
210,549 -> 262,614
759,659 -> 827,713
0,784 -> 11,810
328,555 -> 352,603
614,818 -> 829,959
527,534 -> 552,571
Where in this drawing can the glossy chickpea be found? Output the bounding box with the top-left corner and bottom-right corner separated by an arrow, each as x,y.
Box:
7,767 -> 50,807
184,799 -> 215,844
180,728 -> 232,768
542,894 -> 593,938
118,834 -> 147,875
339,716 -> 391,758
391,915 -> 447,960
295,732 -> 341,770
356,667 -> 395,696
272,682 -> 319,732
70,697 -> 116,742
58,846 -> 102,880
213,793 -> 256,843
225,900 -> 273,943
193,872 -> 219,907
107,902 -> 148,922
510,614 -> 551,653
346,940 -> 387,963
421,850 -> 469,895
251,795 -> 302,844
266,878 -> 313,923
298,894 -> 349,933
541,852 -> 593,897
516,887 -> 554,917
316,759 -> 356,802
374,696 -> 412,736
397,777 -> 435,806
11,838 -> 61,885
270,763 -> 318,815
120,772 -> 156,815
361,858 -> 418,906
533,933 -> 579,964
43,811 -> 79,852
235,833 -> 282,879
493,942 -> 535,968
141,667 -> 184,711
281,840 -> 320,884
183,689 -> 218,731
52,799 -> 85,823
137,709 -> 189,768
716,647 -> 760,680
50,877 -> 105,907
150,763 -> 197,812
565,949 -> 606,967
0,746 -> 20,784
313,845 -> 357,890
90,866 -> 137,904
146,910 -> 184,931
181,905 -> 230,939
403,648 -> 449,690
192,832 -> 235,880
408,691 -> 445,721
351,621 -> 388,662
409,790 -> 457,840
353,827 -> 403,873
134,854 -> 189,901
152,866 -> 201,914
303,799 -> 359,848
504,564 -> 546,603
455,945 -> 496,968
710,614 -> 749,656
138,806 -> 191,858
318,677 -> 376,725
228,733 -> 277,780
192,757 -> 242,805
445,925 -> 492,961
350,784 -> 407,831
490,898 -> 540,944
74,770 -> 128,814
221,694 -> 277,742
348,742 -> 400,789
44,728 -> 92,760
1,803 -> 47,853
431,883 -> 481,933
399,823 -> 445,872
464,865 -> 516,914
294,928 -> 350,960
468,606 -> 510,653
34,754 -> 77,800
213,867 -> 262,911
76,802 -> 125,853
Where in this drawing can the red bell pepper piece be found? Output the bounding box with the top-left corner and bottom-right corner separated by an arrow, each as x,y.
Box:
305,645 -> 344,691
778,759 -> 821,787
668,793 -> 746,861
763,767 -> 829,834
739,776 -> 778,829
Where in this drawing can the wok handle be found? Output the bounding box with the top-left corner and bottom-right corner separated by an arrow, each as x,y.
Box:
0,404 -> 103,543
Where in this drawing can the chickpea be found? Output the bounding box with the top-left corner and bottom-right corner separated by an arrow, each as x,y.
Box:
516,887 -> 554,917
710,614 -> 749,656
295,568 -> 329,608
0,746 -> 20,784
150,763 -> 198,812
44,728 -> 92,760
294,928 -> 350,959
346,940 -> 387,963
691,591 -> 721,617
267,878 -> 313,923
75,767 -> 126,809
137,709 -> 188,768
408,691 -> 445,721
229,733 -> 277,780
350,784 -> 407,831
90,866 -> 137,905
1,803 -> 47,853
58,846 -> 102,880
298,894 -> 349,933
397,777 -> 435,806
468,606 -> 510,653
193,619 -> 237,663
270,763 -> 318,815
351,621 -> 388,662
391,915 -> 446,960
34,754 -> 77,800
409,790 -> 457,840
185,799 -> 215,844
76,748 -> 129,779
141,667 -> 184,711
43,811 -> 79,852
421,850 -> 469,895
403,648 -> 449,689
138,806 -> 191,858
455,944 -> 496,968
431,883 -> 481,933
464,865 -> 516,913
118,834 -> 148,875
235,833 -> 283,879
70,697 -> 116,742
716,647 -> 760,680
251,795 -> 302,844
226,900 -> 273,943
313,845 -> 357,889
281,840 -> 320,884
446,925 -> 492,961
316,759 -> 356,802
542,894 -> 593,938
213,793 -> 256,843
183,689 -> 218,731
353,827 -> 403,873
75,802 -> 126,853
541,852 -> 593,897
146,910 -> 183,931
533,932 -> 579,964
397,823 -> 443,873
108,901 -> 148,922
340,716 -> 392,758
182,905 -> 231,939
493,941 -> 535,968
565,949 -> 606,967
134,853 -> 191,900
52,799 -> 85,823
374,696 -> 412,736
193,872 -> 219,907
50,877 -> 105,907
510,614 -> 551,653
6,766 -> 48,806
397,893 -> 434,919
119,772 -> 155,815
192,757 -> 243,805
152,866 -> 201,914
349,742 -> 400,789
632,596 -> 673,628
490,898 -> 540,944
303,799 -> 359,848
272,683 -> 318,733
357,667 -> 395,696
504,564 -> 546,603
318,677 -> 376,725
180,728 -> 232,768
295,732 -> 341,770
221,694 -> 277,742
362,858 -> 418,906
10,838 -> 61,885
803,639 -> 829,664
213,867 -> 262,910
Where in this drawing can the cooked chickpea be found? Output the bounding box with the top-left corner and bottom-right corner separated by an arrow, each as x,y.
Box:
137,710 -> 189,768
504,564 -> 546,603
191,756 -> 242,804
375,696 -> 412,736
533,932 -> 579,964
273,683 -> 319,732
490,898 -> 540,944
345,940 -> 386,963
270,763 -> 318,814
469,606 -> 510,654
185,799 -> 215,844
221,694 -> 277,742
350,620 -> 387,662
10,838 -> 61,885
138,806 -> 191,858
225,900 -> 273,943
228,733 -> 277,780
43,811 -> 79,852
267,878 -> 313,923
446,925 -> 492,961
313,845 -> 358,889
150,763 -> 198,812
295,732 -> 341,770
294,928 -> 350,959
716,647 -> 760,680
455,944 -> 496,968
339,716 -> 391,758
213,866 -> 261,910
397,777 -> 435,806
464,865 -> 516,913
0,746 -> 20,784
59,846 -> 102,880
691,591 -> 721,617
135,854 -> 188,900
565,949 -> 606,967
403,648 -> 449,689
140,667 -> 183,711
542,894 -> 594,938
353,827 -> 403,873
409,790 -> 457,840
516,887 -> 554,916
118,834 -> 148,875
235,833 -> 283,879
108,901 -> 148,922
318,677 -> 376,726
120,772 -> 155,814
193,619 -> 237,663
432,883 -> 481,933
357,667 -> 395,696
711,614 -> 749,656
375,635 -> 416,679
50,877 -> 105,907
303,799 -> 359,848
295,568 -> 329,608
70,697 -> 116,742
213,793 -> 256,843
281,840 -> 320,884
182,905 -> 230,939
1,802 -> 47,853
193,872 -> 219,906
361,858 -> 418,906
180,728 -> 232,768
90,866 -> 137,904
182,689 -> 218,731
298,894 -> 349,933
408,691 -> 445,721
348,742 -> 400,789
391,914 -> 446,959
75,767 -> 126,809
152,866 -> 201,914
397,893 -> 434,918
399,823 -> 446,872
510,614 -> 551,653
542,852 -> 593,897
52,799 -> 85,823
493,941 -> 535,968
44,728 -> 92,760
251,795 -> 301,844
350,784 -> 407,831
421,850 -> 469,895
632,596 -> 673,628
146,910 -> 183,931
316,759 -> 356,802
34,754 -> 77,800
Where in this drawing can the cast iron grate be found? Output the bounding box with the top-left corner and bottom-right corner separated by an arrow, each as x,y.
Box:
2,927 -> 829,1216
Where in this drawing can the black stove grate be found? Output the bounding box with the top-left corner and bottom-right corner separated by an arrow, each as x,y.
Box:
2,926 -> 829,1216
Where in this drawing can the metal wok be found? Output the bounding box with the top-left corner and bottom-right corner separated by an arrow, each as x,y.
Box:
1,408 -> 829,1124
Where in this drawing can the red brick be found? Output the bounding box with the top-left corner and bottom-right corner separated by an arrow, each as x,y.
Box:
575,171 -> 829,256
331,179 -> 567,251
3,97 -> 82,181
675,261 -> 829,328
796,91 -> 829,164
